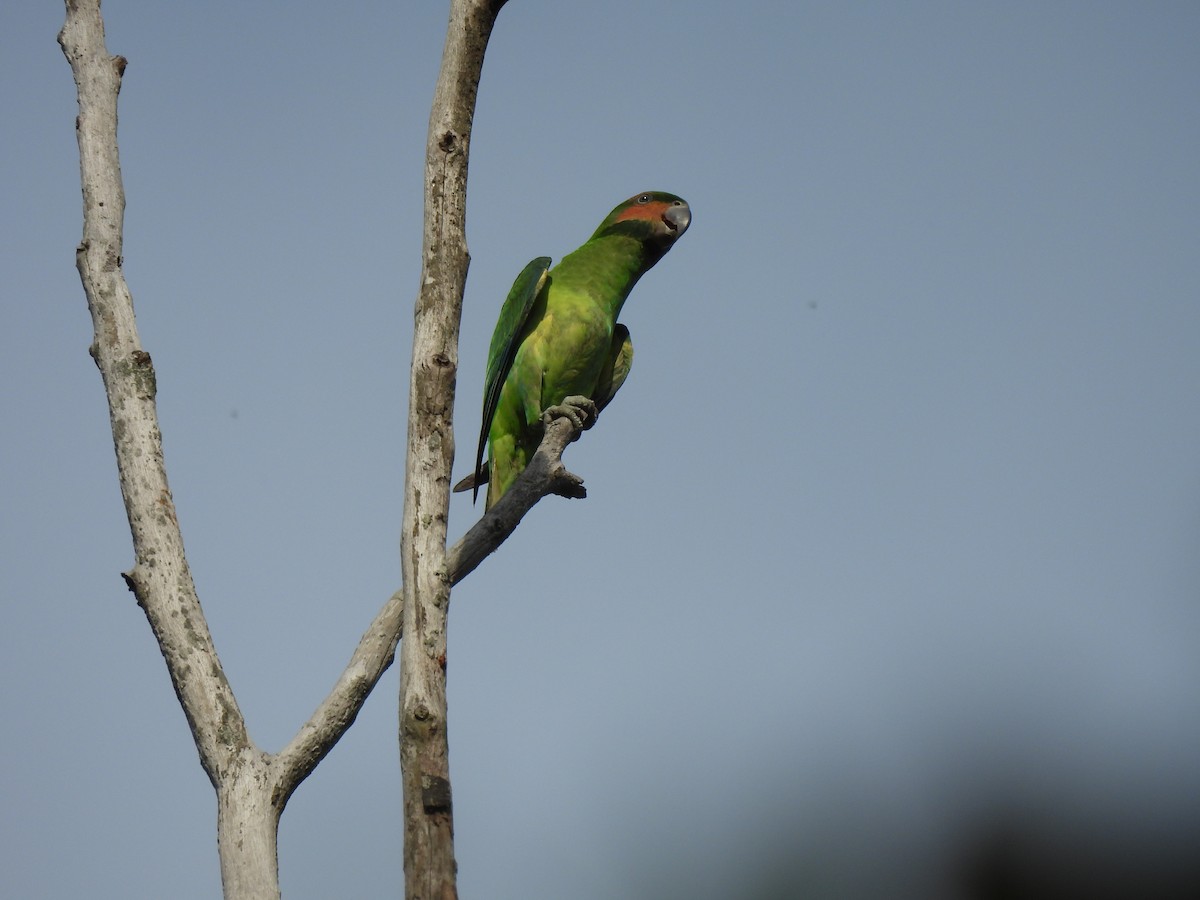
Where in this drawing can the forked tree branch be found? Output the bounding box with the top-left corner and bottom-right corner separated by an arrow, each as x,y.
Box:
280,410 -> 583,797
64,0 -> 574,781
64,0 -> 589,895
273,588 -> 405,800
60,7 -> 289,897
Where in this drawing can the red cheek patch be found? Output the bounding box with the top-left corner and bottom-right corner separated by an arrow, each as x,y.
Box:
613,201 -> 669,223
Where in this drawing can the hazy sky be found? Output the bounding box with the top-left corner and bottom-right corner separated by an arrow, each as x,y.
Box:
5,2 -> 1199,897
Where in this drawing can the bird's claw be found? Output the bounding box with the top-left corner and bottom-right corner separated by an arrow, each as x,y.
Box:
541,395 -> 598,431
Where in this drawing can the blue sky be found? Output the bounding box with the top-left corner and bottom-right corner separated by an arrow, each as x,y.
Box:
4,2 -> 1199,897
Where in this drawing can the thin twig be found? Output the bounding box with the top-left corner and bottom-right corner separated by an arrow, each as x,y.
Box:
279,408 -> 582,799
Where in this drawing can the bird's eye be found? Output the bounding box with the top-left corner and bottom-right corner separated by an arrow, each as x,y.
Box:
637,193 -> 652,203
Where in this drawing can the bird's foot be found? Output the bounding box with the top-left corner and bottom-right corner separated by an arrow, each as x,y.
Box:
541,395 -> 598,431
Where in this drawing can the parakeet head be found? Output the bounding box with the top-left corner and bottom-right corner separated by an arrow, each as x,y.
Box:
591,191 -> 691,256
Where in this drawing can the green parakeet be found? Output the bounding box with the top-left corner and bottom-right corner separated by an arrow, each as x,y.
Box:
456,191 -> 691,509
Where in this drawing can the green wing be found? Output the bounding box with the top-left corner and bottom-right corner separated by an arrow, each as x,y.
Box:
471,256 -> 552,503
594,324 -> 633,415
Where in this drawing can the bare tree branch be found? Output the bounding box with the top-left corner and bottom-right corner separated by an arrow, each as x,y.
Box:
275,400 -> 588,801
279,404 -> 585,794
278,404 -> 586,789
273,588 -> 405,801
60,3 -> 279,896
59,0 -> 248,794
63,0 -> 587,895
398,0 -> 508,894
447,416 -> 586,585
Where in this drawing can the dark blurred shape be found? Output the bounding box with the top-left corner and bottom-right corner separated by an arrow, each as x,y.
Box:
955,807 -> 1200,900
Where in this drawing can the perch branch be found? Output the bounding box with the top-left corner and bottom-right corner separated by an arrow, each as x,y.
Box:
278,382 -> 589,795
447,415 -> 586,584
277,395 -> 590,795
63,0 -> 574,894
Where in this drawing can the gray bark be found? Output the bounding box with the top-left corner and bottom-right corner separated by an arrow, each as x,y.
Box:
59,3 -> 407,896
398,1 -> 507,895
62,0 -> 593,896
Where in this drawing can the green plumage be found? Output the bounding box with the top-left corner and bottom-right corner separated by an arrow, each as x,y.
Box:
459,191 -> 691,509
